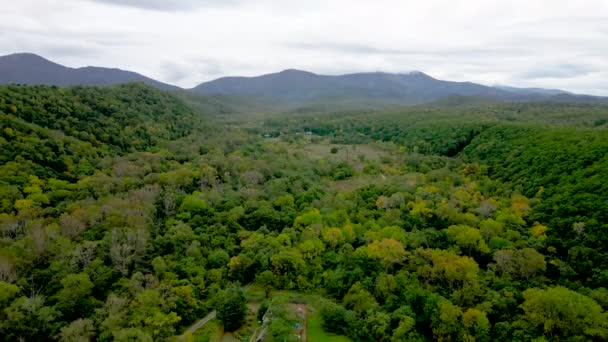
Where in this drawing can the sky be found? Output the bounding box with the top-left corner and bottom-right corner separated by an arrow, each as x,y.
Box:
2,0 -> 608,95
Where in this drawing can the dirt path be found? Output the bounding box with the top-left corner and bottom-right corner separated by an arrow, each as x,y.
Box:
177,310 -> 216,340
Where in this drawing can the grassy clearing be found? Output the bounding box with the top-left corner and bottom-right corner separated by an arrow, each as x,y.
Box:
330,174 -> 391,192
246,285 -> 309,303
270,135 -> 389,163
191,320 -> 223,342
307,309 -> 352,342
299,143 -> 386,162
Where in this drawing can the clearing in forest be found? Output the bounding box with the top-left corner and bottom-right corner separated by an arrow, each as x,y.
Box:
298,143 -> 387,163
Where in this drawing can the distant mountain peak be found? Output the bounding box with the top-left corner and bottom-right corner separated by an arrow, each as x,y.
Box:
0,52 -> 58,65
3,52 -> 45,59
0,52 -> 178,90
278,69 -> 315,75
401,70 -> 434,79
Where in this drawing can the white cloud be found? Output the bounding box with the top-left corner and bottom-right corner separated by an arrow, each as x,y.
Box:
1,0 -> 607,95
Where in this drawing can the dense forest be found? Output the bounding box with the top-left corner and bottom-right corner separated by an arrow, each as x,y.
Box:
0,83 -> 607,341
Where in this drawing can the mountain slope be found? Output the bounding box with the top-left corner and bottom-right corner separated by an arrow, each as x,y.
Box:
0,53 -> 178,90
192,69 -> 580,105
494,85 -> 571,96
0,83 -> 199,170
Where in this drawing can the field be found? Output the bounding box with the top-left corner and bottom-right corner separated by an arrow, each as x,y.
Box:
298,143 -> 387,162
191,320 -> 223,342
306,309 -> 352,342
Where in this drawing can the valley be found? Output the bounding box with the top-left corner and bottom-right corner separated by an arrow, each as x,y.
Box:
2,0 -> 607,340
0,82 -> 607,341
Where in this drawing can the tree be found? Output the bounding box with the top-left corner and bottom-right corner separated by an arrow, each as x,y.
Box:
293,208 -> 323,230
0,281 -> 19,307
322,227 -> 345,248
431,302 -> 463,342
109,227 -> 148,276
520,286 -> 608,339
208,249 -> 230,268
479,218 -> 503,242
179,192 -> 209,216
241,170 -> 264,186
462,308 -> 490,342
257,299 -> 270,322
298,238 -> 325,262
228,255 -> 254,283
493,248 -> 546,279
320,300 -> 352,335
447,225 -> 489,255
216,286 -> 247,331
392,316 -> 421,342
3,295 -> 59,340
343,282 -> 378,315
366,238 -> 407,270
256,270 -> 275,298
54,273 -> 94,319
270,249 -> 305,288
361,310 -> 391,341
430,249 -> 479,288
514,248 -> 546,280
129,289 -> 181,339
59,319 -> 96,342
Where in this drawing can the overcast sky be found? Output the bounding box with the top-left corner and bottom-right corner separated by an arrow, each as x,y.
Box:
2,0 -> 608,94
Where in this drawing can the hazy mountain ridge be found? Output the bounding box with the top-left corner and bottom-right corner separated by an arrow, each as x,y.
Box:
0,53 -> 178,90
193,69 -> 607,105
192,69 -> 513,105
1,52 -> 606,105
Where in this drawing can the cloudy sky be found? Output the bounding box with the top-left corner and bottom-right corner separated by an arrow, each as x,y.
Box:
2,0 -> 608,94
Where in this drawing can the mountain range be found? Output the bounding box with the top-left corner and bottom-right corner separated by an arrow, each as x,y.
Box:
0,53 -> 177,90
1,52 -> 606,106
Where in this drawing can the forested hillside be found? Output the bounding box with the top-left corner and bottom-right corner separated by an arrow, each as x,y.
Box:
267,103 -> 608,288
0,84 -> 606,341
0,83 -> 201,181
465,125 -> 608,286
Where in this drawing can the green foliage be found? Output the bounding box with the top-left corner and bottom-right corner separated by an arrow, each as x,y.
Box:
255,270 -> 275,298
267,301 -> 299,342
54,273 -> 94,320
462,308 -> 490,342
309,305 -> 353,342
331,161 -> 354,180
392,315 -> 420,342
447,224 -> 489,255
59,319 -> 96,342
465,124 -> 608,286
520,286 -> 608,339
319,300 -> 353,335
179,192 -> 209,216
0,281 -> 20,306
431,301 -> 463,341
216,286 -> 247,331
1,84 -> 606,342
0,83 -> 202,185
